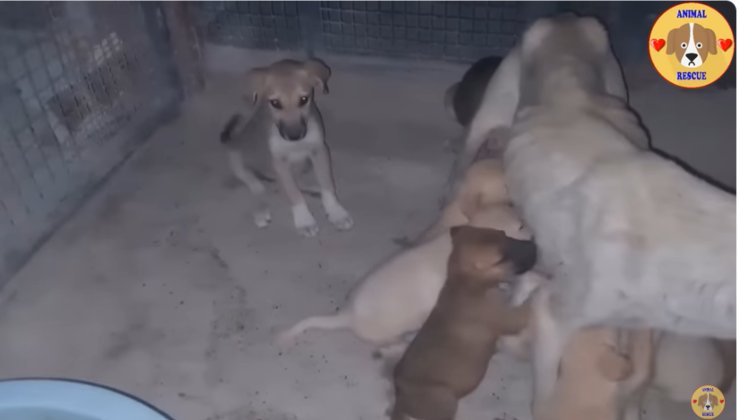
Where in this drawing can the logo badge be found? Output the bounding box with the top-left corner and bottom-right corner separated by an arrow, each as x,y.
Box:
691,384 -> 726,418
649,2 -> 735,89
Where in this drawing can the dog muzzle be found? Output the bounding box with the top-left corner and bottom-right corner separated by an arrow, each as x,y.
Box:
278,119 -> 307,141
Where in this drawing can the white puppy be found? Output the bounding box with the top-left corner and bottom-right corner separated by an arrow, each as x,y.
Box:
462,14 -> 736,412
277,204 -> 531,353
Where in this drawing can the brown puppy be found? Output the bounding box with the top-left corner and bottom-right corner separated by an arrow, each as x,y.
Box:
390,225 -> 537,420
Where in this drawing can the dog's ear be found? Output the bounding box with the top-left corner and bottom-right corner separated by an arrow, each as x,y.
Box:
666,27 -> 678,55
578,16 -> 610,54
304,58 -> 331,94
245,67 -> 268,104
701,25 -> 718,55
521,18 -> 553,58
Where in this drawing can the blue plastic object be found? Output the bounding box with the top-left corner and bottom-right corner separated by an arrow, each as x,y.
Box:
0,378 -> 171,420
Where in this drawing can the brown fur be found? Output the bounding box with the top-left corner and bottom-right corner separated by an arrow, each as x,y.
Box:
666,23 -> 717,64
696,392 -> 720,414
390,226 -> 537,420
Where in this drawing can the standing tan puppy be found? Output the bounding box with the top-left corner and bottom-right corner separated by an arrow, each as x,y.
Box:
390,225 -> 537,420
220,58 -> 353,237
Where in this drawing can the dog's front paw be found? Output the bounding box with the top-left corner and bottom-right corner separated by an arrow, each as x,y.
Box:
324,198 -> 353,231
328,209 -> 353,231
253,209 -> 272,228
293,204 -> 319,237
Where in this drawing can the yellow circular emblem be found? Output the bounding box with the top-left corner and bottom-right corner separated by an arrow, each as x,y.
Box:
691,384 -> 726,418
648,2 -> 735,89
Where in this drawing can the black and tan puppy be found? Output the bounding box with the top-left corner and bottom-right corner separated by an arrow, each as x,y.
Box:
390,225 -> 537,420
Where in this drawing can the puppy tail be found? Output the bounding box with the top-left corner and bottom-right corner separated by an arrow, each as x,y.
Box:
276,312 -> 351,344
443,82 -> 459,122
219,113 -> 243,144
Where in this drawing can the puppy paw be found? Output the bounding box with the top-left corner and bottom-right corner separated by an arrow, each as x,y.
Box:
293,204 -> 319,237
253,209 -> 272,228
329,210 -> 353,231
323,197 -> 353,231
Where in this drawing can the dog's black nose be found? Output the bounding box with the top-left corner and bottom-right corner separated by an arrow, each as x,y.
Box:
278,120 -> 307,141
285,131 -> 304,141
686,53 -> 698,62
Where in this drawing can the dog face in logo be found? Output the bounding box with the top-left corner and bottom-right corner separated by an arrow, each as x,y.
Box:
697,393 -> 719,412
667,22 -> 718,68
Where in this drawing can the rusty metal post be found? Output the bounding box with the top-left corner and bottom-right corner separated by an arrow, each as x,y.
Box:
162,2 -> 205,97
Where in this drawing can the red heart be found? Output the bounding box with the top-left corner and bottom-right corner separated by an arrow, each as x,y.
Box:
693,399 -> 698,404
651,38 -> 666,52
720,399 -> 725,404
719,39 -> 733,51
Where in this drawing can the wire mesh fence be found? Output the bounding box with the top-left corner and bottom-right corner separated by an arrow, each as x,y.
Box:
189,1 -> 531,61
0,1 -> 734,284
189,1 -> 731,68
0,2 -> 182,282
315,1 -> 527,59
191,1 -> 305,51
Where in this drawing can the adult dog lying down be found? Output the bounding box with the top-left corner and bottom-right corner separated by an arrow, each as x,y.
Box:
461,14 -> 736,411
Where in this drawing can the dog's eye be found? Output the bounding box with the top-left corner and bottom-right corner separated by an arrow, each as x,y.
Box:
681,42 -> 688,49
298,96 -> 309,106
269,99 -> 282,109
696,42 -> 703,49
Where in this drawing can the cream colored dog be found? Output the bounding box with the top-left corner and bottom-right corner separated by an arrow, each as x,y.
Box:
464,15 -> 736,412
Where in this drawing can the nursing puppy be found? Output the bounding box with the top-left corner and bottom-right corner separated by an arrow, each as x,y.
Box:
390,225 -> 536,420
501,275 -> 736,420
538,322 -> 654,420
462,15 -> 736,411
277,203 -> 531,353
418,141 -> 512,244
220,58 -> 353,237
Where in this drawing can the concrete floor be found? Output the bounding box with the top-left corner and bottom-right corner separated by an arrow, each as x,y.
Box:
0,48 -> 734,420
